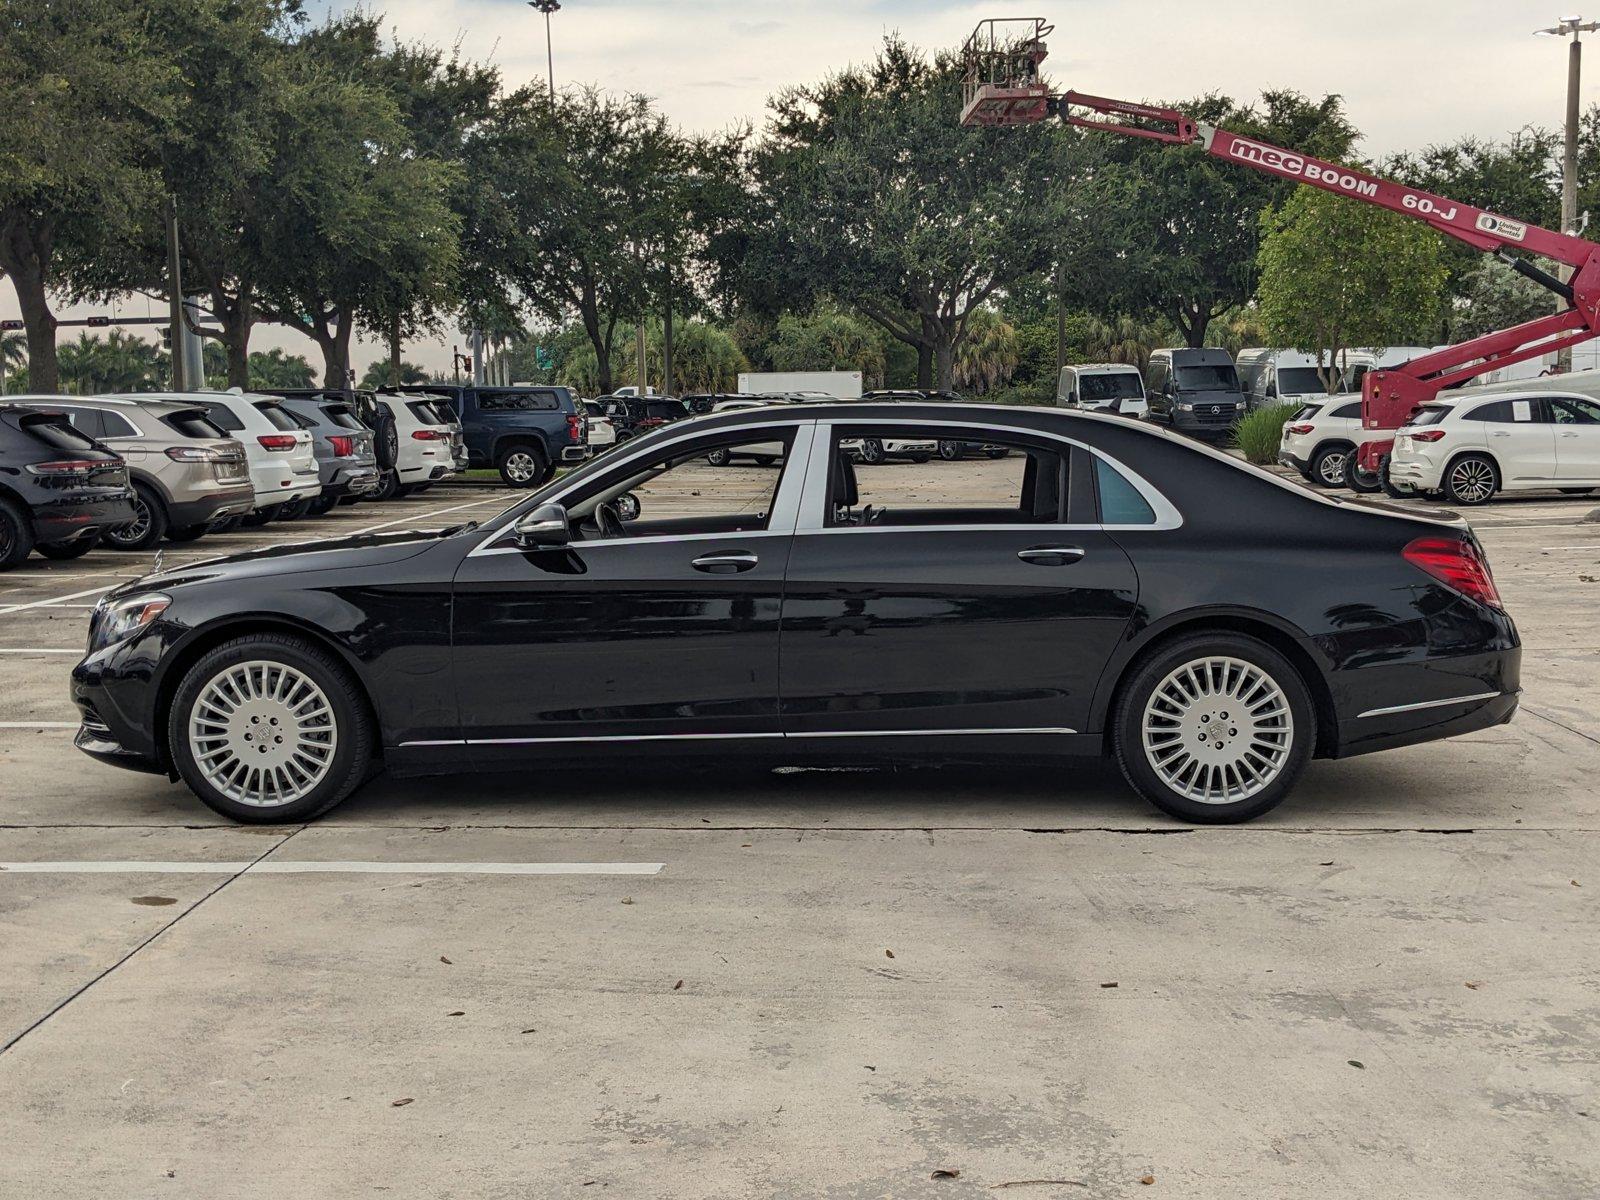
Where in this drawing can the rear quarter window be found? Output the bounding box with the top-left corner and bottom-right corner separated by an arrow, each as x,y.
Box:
203,403 -> 246,432
1094,456 -> 1157,525
321,404 -> 366,430
1407,405 -> 1452,426
24,416 -> 101,453
163,410 -> 228,439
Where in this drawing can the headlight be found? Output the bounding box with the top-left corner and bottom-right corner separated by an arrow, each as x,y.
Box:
89,593 -> 170,652
1177,403 -> 1193,412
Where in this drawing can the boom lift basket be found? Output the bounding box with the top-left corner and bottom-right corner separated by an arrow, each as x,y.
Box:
960,18 -> 1056,127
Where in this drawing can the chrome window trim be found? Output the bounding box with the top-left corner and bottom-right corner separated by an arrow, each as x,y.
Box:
466,418 -> 816,558
1356,691 -> 1505,720
794,418 -> 1182,532
399,726 -> 1076,749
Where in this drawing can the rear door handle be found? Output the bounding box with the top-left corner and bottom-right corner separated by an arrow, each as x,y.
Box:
691,550 -> 758,574
1018,545 -> 1085,565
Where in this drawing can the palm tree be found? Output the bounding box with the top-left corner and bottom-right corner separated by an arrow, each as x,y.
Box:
57,332 -> 164,395
0,331 -> 25,394
953,309 -> 1020,395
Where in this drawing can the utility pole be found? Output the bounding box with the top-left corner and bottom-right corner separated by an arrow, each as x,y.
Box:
1537,15 -> 1599,373
529,1 -> 560,101
165,195 -> 186,391
1054,260 -> 1067,385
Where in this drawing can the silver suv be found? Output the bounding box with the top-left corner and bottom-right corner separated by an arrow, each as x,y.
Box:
14,395 -> 254,549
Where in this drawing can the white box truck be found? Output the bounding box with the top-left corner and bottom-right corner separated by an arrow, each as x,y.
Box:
737,370 -> 863,398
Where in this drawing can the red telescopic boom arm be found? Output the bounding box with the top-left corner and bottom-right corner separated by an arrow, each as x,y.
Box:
1059,91 -> 1600,471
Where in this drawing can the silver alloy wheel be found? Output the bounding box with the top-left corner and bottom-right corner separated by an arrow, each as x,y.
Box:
504,450 -> 539,483
188,660 -> 338,807
1140,655 -> 1293,805
1316,449 -> 1348,485
109,495 -> 151,545
1448,458 -> 1495,504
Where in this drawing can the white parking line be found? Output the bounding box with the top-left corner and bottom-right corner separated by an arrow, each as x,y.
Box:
0,584 -> 119,615
0,721 -> 77,729
0,861 -> 665,876
0,648 -> 81,655
354,494 -> 511,535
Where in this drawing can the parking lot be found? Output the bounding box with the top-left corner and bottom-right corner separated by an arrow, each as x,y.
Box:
2,466 -> 1599,1198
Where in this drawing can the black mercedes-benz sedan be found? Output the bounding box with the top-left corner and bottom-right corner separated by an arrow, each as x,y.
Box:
70,402 -> 1520,825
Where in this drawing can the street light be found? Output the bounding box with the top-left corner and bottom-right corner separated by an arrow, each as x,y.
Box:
528,0 -> 560,102
1535,15 -> 1600,371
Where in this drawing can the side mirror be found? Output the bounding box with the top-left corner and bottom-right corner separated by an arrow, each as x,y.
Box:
513,503 -> 570,549
615,491 -> 641,522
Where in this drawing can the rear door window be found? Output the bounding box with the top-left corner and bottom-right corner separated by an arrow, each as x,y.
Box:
1467,400 -> 1538,423
478,390 -> 557,412
1331,401 -> 1363,420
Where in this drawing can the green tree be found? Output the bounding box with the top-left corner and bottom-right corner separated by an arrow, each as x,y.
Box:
1062,92 -> 1360,346
558,320 -> 747,394
769,307 -> 887,384
742,37 -> 1064,389
359,359 -> 428,390
1256,187 -> 1447,392
0,0 -> 179,391
56,330 -> 166,394
952,308 -> 1019,394
1451,257 -> 1557,341
0,329 -> 25,393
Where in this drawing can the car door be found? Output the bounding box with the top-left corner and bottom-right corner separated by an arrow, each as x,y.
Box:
778,420 -> 1140,743
1473,397 -> 1558,487
447,423 -> 812,767
1548,395 -> 1600,483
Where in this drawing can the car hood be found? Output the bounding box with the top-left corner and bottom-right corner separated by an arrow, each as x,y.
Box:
108,527 -> 459,600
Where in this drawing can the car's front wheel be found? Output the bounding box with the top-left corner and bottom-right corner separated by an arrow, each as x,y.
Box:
938,440 -> 964,461
168,634 -> 375,823
1112,634 -> 1315,824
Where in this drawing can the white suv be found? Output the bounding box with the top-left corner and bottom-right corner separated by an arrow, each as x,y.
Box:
1389,391 -> 1600,505
158,392 -> 321,521
1277,394 -> 1365,487
376,394 -> 463,495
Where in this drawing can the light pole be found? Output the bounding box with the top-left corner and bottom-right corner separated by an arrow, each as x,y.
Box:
1536,15 -> 1599,372
529,0 -> 560,102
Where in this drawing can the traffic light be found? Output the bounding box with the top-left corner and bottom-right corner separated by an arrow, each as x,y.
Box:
0,319 -> 21,332
85,315 -> 111,327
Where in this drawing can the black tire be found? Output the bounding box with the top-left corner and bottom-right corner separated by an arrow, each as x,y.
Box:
860,439 -> 886,465
938,440 -> 965,461
1442,453 -> 1499,506
1306,443 -> 1352,489
101,482 -> 168,551
307,493 -> 338,516
240,505 -> 280,527
1378,454 -> 1418,499
1345,456 -> 1382,493
167,633 -> 376,824
1559,487 -> 1596,496
985,447 -> 1009,459
395,484 -> 421,499
373,413 -> 399,470
369,471 -> 399,502
276,497 -> 312,521
165,525 -> 208,543
36,538 -> 95,560
0,497 -> 33,571
753,455 -> 776,467
1112,632 -> 1315,825
497,442 -> 548,488
209,515 -> 243,534
705,447 -> 732,467
908,453 -> 931,464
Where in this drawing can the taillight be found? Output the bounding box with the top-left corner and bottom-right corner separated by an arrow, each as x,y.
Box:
1403,536 -> 1502,609
328,435 -> 354,457
257,434 -> 298,451
1410,429 -> 1446,443
26,459 -> 109,475
166,445 -> 223,462
411,429 -> 448,441
567,413 -> 582,442
1286,423 -> 1315,435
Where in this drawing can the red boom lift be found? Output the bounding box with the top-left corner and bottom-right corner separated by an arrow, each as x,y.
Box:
960,18 -> 1600,491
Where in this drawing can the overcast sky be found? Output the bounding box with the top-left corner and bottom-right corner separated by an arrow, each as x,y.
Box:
9,0 -> 1596,381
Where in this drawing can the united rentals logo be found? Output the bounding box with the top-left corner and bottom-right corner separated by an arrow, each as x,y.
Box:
1228,137 -> 1379,198
1476,212 -> 1528,243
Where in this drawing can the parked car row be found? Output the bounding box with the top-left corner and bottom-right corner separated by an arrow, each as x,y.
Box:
0,386 -> 473,570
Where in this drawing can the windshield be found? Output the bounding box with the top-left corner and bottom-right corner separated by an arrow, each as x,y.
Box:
1277,367 -> 1336,395
1175,365 -> 1240,391
1079,373 -> 1143,401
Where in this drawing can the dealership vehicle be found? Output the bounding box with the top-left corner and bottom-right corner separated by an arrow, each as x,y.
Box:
581,401 -> 618,451
14,395 -> 253,548
1057,364 -> 1149,419
858,389 -> 1006,458
373,394 -> 463,496
1277,395 -> 1366,488
680,392 -> 757,415
1143,349 -> 1246,437
599,396 -> 690,442
0,404 -> 134,567
1387,390 -> 1600,504
115,392 -> 319,527
1235,349 -> 1350,410
737,369 -> 863,397
705,397 -> 784,463
401,384 -> 587,487
275,396 -> 380,514
73,402 -> 1519,826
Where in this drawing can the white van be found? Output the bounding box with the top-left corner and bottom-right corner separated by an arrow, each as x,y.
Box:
1057,363 -> 1147,418
1235,349 -> 1353,409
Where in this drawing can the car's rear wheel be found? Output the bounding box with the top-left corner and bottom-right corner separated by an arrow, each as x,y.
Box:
1307,443 -> 1351,488
166,524 -> 208,543
102,483 -> 168,550
307,493 -> 339,516
1113,634 -> 1314,824
705,447 -> 732,467
36,538 -> 95,560
938,440 -> 964,461
168,634 -> 375,824
276,497 -> 312,521
859,439 -> 886,465
1559,487 -> 1595,496
0,498 -> 33,571
369,471 -> 399,502
1443,454 -> 1499,506
1345,456 -> 1381,493
985,447 -> 1009,459
240,505 -> 280,527
498,442 -> 548,488
1378,454 -> 1418,499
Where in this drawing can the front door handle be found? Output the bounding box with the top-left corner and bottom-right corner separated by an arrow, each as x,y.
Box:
1018,545 -> 1085,565
1492,430 -> 1510,437
692,550 -> 758,574
1560,431 -> 1580,438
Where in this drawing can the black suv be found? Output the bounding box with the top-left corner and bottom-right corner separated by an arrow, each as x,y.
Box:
398,385 -> 589,487
596,396 -> 691,441
0,404 -> 135,569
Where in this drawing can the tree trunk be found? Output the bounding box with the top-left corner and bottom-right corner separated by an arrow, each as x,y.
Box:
0,227 -> 59,393
387,311 -> 402,387
225,328 -> 250,389
315,310 -> 354,388
915,343 -> 933,389
934,336 -> 955,392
